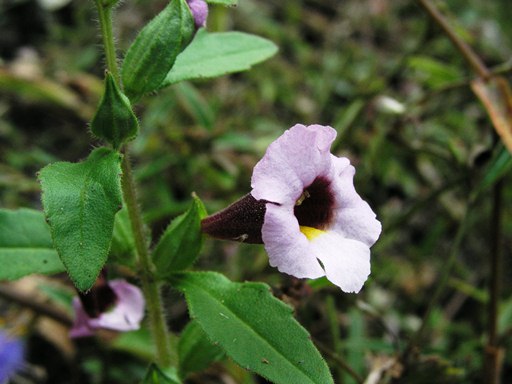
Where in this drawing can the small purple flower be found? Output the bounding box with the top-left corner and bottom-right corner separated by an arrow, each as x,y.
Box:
202,124 -> 381,293
0,330 -> 24,382
186,0 -> 208,29
70,279 -> 145,338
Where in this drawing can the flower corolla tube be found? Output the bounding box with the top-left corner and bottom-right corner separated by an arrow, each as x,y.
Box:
202,124 -> 381,293
0,330 -> 24,382
70,279 -> 145,338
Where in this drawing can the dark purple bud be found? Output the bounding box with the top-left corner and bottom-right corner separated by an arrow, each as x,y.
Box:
201,193 -> 269,244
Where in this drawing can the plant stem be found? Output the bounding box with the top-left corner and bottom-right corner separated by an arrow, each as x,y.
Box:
417,0 -> 490,79
485,179 -> 504,383
121,155 -> 172,367
94,1 -> 172,367
95,0 -> 120,83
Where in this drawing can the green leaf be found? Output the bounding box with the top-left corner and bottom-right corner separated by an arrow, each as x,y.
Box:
345,308 -> 365,382
0,208 -> 65,280
142,364 -> 181,384
448,277 -> 488,303
90,72 -> 139,149
407,55 -> 460,88
153,195 -> 207,276
109,207 -> 136,267
121,0 -> 195,101
0,68 -> 94,120
38,148 -> 123,291
206,0 -> 237,5
161,30 -> 278,87
178,320 -> 225,378
333,98 -> 365,138
498,297 -> 512,334
170,272 -> 333,384
175,82 -> 215,130
102,0 -> 120,7
479,145 -> 512,192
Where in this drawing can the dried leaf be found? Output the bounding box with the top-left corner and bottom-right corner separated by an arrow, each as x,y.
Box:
471,76 -> 512,153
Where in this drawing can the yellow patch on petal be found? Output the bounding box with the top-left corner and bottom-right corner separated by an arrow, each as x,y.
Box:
300,226 -> 326,241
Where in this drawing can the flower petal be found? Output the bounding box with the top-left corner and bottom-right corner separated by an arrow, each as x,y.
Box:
251,124 -> 337,204
69,298 -> 95,338
330,156 -> 381,246
91,280 -> 145,332
262,203 -> 325,279
0,331 -> 24,382
311,232 -> 371,293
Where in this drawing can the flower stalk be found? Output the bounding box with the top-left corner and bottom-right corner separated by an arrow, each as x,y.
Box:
95,0 -> 120,84
94,1 -> 172,367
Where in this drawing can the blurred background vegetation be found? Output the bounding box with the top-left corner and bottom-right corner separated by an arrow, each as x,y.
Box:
1,0 -> 511,383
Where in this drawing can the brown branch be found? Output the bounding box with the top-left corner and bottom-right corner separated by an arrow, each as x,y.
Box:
485,179 -> 504,383
0,283 -> 73,326
417,0 -> 491,79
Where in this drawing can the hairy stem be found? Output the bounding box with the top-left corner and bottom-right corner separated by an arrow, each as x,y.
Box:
121,155 -> 172,367
95,1 -> 172,367
417,0 -> 490,79
95,1 -> 120,83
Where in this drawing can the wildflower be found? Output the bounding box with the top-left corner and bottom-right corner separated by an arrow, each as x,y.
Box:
202,124 -> 381,293
70,279 -> 145,338
0,330 -> 24,382
186,0 -> 208,29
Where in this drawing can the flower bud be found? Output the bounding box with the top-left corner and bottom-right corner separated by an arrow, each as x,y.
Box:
186,0 -> 208,29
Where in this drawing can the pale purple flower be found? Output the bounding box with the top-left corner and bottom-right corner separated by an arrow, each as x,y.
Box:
186,0 -> 208,29
70,279 -> 145,338
0,330 -> 24,382
202,124 -> 381,293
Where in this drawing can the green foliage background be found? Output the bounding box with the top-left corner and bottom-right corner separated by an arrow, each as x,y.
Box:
1,0 -> 511,382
